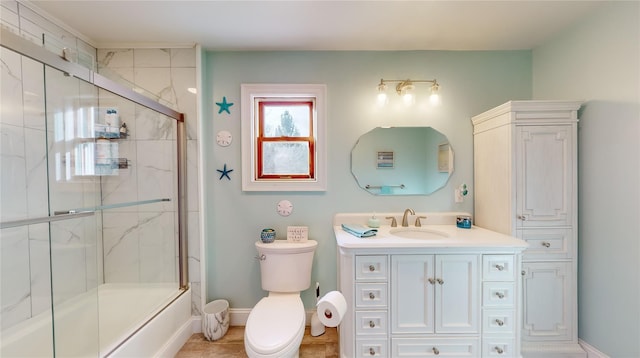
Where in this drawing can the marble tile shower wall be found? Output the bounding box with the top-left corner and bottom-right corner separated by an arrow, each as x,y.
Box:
1,47 -> 52,329
1,0 -> 96,70
97,48 -> 201,315
95,90 -> 179,285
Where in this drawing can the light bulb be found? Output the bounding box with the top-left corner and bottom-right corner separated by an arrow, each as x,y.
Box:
429,83 -> 440,105
403,92 -> 414,105
397,81 -> 415,105
376,81 -> 388,106
377,92 -> 388,106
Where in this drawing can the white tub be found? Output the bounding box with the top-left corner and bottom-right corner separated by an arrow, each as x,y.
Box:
1,283 -> 191,357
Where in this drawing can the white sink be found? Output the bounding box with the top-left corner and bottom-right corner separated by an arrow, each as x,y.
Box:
389,228 -> 450,239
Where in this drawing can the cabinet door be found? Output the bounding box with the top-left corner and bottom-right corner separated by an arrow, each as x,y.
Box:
392,255 -> 435,334
436,255 -> 479,333
521,261 -> 573,341
516,125 -> 574,228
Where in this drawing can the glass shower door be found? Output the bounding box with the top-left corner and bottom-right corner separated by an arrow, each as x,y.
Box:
0,45 -> 101,357
2,32 -> 184,357
45,61 -> 102,357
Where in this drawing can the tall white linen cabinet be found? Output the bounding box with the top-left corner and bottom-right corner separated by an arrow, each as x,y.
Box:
472,100 -> 586,358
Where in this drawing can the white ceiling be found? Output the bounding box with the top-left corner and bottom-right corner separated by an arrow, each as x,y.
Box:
29,0 -> 606,51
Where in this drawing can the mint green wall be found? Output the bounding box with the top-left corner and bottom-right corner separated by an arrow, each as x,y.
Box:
532,2 -> 640,356
202,50 -> 531,309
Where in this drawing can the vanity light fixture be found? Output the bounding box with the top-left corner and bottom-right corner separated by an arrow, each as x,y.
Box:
376,78 -> 440,106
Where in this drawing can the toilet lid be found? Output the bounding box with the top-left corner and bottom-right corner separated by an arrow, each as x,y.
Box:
245,295 -> 305,355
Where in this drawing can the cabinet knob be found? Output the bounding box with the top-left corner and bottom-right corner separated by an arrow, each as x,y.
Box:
517,215 -> 527,221
427,278 -> 436,285
432,347 -> 440,355
495,319 -> 505,326
541,241 -> 551,248
369,292 -> 375,300
495,292 -> 505,299
369,320 -> 375,328
436,278 -> 444,285
368,265 -> 375,272
369,347 -> 376,356
495,346 -> 504,354
495,264 -> 505,271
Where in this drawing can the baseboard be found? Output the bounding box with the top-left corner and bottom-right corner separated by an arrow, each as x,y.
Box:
579,339 -> 610,358
228,308 -> 250,326
522,342 -> 587,357
188,309 -> 250,334
200,308 -> 317,327
192,315 -> 202,333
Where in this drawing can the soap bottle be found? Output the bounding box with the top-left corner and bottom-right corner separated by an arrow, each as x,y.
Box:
368,213 -> 380,228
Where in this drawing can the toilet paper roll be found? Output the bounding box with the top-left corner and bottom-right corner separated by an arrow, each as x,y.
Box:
316,291 -> 347,327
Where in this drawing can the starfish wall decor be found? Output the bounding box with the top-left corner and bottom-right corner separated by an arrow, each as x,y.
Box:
217,164 -> 233,180
215,96 -> 234,114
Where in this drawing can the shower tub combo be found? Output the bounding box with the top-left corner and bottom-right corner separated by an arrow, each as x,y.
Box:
1,27 -> 191,357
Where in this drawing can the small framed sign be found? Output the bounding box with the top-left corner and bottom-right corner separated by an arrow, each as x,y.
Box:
287,226 -> 309,242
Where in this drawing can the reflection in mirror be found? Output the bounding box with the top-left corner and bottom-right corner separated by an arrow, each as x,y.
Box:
351,127 -> 454,195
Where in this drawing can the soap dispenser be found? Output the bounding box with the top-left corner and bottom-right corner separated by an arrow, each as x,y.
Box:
368,213 -> 380,228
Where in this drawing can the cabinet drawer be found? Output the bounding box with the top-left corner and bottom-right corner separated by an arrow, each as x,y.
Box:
482,255 -> 516,281
482,338 -> 516,357
355,311 -> 387,336
482,309 -> 516,334
392,337 -> 480,357
356,283 -> 388,308
520,228 -> 571,259
356,339 -> 388,357
482,282 -> 515,307
356,255 -> 388,281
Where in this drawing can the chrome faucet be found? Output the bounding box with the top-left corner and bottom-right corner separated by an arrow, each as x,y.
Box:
401,208 -> 415,227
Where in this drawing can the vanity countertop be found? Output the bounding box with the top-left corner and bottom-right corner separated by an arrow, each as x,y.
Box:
334,212 -> 528,253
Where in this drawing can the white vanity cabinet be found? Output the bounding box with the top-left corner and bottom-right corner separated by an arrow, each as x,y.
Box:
472,100 -> 585,357
334,213 -> 527,358
339,250 -> 521,358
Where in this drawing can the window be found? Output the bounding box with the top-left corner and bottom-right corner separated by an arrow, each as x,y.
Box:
241,84 -> 327,191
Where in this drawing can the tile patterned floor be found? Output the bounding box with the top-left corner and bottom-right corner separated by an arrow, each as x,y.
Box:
176,326 -> 339,358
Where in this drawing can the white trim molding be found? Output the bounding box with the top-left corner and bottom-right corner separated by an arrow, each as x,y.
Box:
193,308 -> 317,328
241,83 -> 327,192
579,339 -> 610,358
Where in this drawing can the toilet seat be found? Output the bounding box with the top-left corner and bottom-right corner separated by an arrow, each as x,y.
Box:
245,294 -> 305,357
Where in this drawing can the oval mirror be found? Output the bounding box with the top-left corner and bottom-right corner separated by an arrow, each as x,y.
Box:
351,127 -> 454,195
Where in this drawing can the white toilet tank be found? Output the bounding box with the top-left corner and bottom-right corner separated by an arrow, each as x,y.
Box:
255,240 -> 317,293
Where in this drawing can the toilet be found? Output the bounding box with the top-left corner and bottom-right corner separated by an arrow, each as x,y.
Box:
244,239 -> 318,358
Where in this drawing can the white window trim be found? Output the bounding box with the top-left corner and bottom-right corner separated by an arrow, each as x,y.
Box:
241,83 -> 327,191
